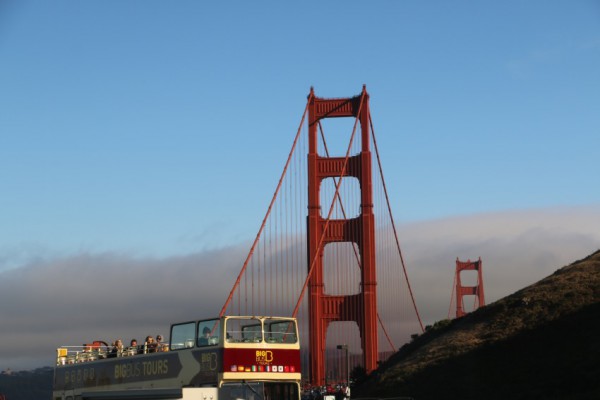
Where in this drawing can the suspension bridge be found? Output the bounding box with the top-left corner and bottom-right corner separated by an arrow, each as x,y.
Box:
218,86 -> 424,386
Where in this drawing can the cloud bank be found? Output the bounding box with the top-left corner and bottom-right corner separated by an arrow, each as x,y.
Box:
1,206 -> 598,371
398,206 -> 600,322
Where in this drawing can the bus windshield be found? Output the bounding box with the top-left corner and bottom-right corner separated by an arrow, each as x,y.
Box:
225,317 -> 297,344
220,382 -> 299,400
264,318 -> 297,344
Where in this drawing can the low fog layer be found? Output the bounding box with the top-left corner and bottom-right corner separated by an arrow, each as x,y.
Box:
1,206 -> 598,371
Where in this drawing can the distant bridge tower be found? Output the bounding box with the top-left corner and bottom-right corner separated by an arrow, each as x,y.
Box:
455,258 -> 485,318
306,86 -> 378,385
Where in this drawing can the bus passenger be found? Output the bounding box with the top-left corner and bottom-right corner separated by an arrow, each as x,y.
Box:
128,339 -> 140,355
108,339 -> 123,358
145,335 -> 158,353
198,327 -> 211,346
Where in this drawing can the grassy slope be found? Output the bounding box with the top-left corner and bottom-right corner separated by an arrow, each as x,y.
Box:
356,250 -> 600,400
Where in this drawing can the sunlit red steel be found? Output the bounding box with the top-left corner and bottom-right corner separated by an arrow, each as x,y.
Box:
306,86 -> 378,385
455,257 -> 485,318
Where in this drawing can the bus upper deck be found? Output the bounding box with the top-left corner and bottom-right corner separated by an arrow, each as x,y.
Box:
53,316 -> 301,400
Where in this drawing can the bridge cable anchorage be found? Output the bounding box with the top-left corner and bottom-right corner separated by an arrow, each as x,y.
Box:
291,90 -> 366,318
369,115 -> 425,333
219,95 -> 312,318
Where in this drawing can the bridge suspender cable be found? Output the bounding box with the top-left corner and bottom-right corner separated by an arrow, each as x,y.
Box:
292,90 -> 366,318
219,96 -> 312,318
369,116 -> 425,333
317,121 -> 397,352
221,87 -> 425,342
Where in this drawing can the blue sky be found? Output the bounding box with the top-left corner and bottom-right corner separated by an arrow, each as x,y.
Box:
1,1 -> 599,263
0,1 -> 599,370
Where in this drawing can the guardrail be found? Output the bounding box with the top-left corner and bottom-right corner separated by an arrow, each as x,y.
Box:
55,343 -> 169,365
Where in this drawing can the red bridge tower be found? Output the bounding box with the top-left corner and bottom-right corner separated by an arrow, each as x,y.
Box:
455,257 -> 485,318
306,86 -> 378,385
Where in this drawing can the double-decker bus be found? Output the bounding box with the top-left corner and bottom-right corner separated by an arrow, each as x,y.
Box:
52,316 -> 301,400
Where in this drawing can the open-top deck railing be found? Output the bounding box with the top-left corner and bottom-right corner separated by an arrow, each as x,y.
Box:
56,342 -> 169,365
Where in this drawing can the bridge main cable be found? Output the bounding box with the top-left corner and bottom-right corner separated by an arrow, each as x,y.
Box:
219,95 -> 312,318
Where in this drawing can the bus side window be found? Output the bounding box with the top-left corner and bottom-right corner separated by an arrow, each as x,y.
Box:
171,322 -> 196,350
198,319 -> 220,347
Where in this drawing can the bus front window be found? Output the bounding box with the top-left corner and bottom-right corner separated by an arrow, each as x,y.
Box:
220,382 -> 299,400
220,382 -> 263,400
226,317 -> 262,343
264,319 -> 298,344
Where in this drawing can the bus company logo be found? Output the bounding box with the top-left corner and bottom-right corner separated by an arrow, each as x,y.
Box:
114,359 -> 169,379
199,352 -> 218,371
255,350 -> 273,364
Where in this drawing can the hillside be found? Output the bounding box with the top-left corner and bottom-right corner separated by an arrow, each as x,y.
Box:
0,368 -> 53,400
356,250 -> 600,400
